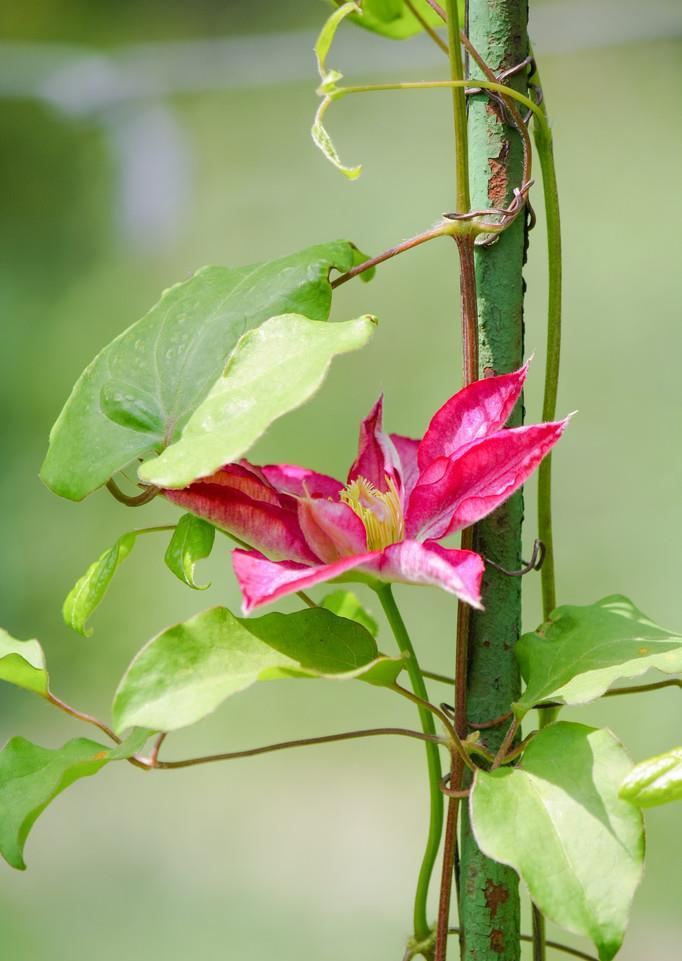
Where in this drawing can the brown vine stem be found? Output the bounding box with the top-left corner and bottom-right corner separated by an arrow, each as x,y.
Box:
390,683 -> 476,774
141,727 -> 447,769
404,0 -> 448,54
46,691 -> 121,744
491,717 -> 520,770
331,223 -> 452,289
447,929 -> 597,961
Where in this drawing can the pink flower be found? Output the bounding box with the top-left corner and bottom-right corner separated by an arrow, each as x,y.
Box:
164,363 -> 568,613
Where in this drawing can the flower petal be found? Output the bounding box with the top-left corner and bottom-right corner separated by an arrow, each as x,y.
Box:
257,463 -> 343,499
165,477 -> 319,564
417,362 -> 530,471
407,419 -> 569,541
347,396 -> 402,492
233,549 -> 377,613
203,463 -> 284,506
390,434 -> 420,499
297,497 -> 367,562
370,540 -> 484,609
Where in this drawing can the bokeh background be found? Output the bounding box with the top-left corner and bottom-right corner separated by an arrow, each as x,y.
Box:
1,1 -> 681,958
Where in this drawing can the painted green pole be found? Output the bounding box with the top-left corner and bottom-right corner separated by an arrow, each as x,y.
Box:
457,2 -> 529,959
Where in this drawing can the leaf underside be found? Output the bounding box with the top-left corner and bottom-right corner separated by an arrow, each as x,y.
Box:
41,241 -> 369,501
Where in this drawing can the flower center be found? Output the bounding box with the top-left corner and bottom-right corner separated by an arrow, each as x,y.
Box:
340,476 -> 404,551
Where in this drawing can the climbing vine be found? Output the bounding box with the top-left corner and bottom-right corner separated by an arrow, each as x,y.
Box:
2,4 -> 680,961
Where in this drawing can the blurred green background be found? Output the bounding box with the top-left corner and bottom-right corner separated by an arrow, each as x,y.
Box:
1,1 -> 681,958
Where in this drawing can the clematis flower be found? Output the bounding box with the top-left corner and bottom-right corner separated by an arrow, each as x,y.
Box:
163,363 -> 568,613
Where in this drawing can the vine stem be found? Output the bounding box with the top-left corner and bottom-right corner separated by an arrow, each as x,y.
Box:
332,222 -> 453,289
444,0 -> 469,213
145,727 -> 446,769
434,5 -> 478,959
531,61 -> 563,961
376,584 -> 444,946
533,66 -> 562,623
338,79 -> 548,132
45,692 -> 121,744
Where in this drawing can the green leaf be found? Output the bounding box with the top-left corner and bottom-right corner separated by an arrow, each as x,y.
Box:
470,722 -> 644,961
312,97 -> 363,180
62,532 -> 137,637
0,737 -> 112,869
113,606 -> 404,733
139,313 -> 376,488
0,629 -> 48,696
164,514 -> 215,590
346,0 -> 454,40
320,590 -> 378,637
620,746 -> 682,808
41,241 -> 367,501
315,2 -> 360,91
514,595 -> 682,717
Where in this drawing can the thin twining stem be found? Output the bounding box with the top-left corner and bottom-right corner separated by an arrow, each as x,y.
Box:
404,0 -> 448,53
331,210 -> 514,290
46,691 -> 121,745
332,222 -> 453,288
339,79 -> 547,133
149,733 -> 167,767
45,692 -> 149,771
447,929 -> 597,961
296,591 -> 318,609
444,0 -> 470,213
106,477 -> 159,506
45,687 -> 447,772
491,717 -> 519,769
143,727 -> 446,770
538,678 -> 682,708
392,683 -> 476,774
377,584 -> 444,944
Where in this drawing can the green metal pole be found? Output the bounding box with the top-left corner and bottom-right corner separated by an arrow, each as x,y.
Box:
457,2 -> 529,959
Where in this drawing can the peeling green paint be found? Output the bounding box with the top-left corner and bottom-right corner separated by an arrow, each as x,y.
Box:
458,1 -> 529,959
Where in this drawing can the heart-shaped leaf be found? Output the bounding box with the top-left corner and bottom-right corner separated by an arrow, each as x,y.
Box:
620,746 -> 682,808
139,313 -> 377,488
0,735 -> 144,870
164,514 -> 215,590
514,595 -> 682,717
0,629 -> 48,696
470,722 -> 644,961
63,531 -> 137,637
113,606 -> 404,733
41,241 -> 369,501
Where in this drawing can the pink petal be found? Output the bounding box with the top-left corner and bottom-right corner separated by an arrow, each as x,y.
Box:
164,482 -> 319,564
204,463 -> 284,506
347,396 -> 402,493
233,549 -> 377,614
297,497 -> 367,562
390,434 -> 420,499
369,540 -> 484,609
407,419 -> 569,541
417,362 -> 530,471
257,463 -> 343,499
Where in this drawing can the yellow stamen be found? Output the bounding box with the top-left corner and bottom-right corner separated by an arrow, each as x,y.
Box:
340,476 -> 405,550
